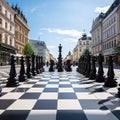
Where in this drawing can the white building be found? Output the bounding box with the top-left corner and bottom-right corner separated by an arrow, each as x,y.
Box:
77,33 -> 92,59
30,39 -> 46,62
0,0 -> 16,64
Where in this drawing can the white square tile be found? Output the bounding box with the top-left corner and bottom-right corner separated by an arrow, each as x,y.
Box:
58,100 -> 82,110
26,88 -> 44,93
0,93 -> 24,99
7,100 -> 37,110
35,82 -> 48,84
18,84 -> 33,88
2,88 -> 16,92
0,110 -> 5,115
49,79 -> 59,82
84,110 -> 118,120
39,93 -> 58,99
94,92 -> 113,100
76,93 -> 97,99
59,82 -> 71,84
26,110 -> 56,120
59,88 -> 74,92
45,84 -> 59,88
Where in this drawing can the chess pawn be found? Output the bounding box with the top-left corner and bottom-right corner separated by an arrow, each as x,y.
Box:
96,54 -> 105,82
36,56 -> 40,74
26,56 -> 32,78
31,54 -> 37,76
18,56 -> 27,82
89,56 -> 96,80
6,55 -> 19,87
104,56 -> 117,87
85,54 -> 91,78
49,59 -> 54,72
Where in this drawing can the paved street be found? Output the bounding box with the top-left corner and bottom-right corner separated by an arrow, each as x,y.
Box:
0,66 -> 120,120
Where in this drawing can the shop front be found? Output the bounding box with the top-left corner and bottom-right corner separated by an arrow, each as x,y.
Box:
0,43 -> 16,65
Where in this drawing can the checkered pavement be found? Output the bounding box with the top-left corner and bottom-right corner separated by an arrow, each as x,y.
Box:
0,67 -> 120,120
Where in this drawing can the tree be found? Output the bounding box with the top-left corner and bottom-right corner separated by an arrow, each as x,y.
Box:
82,49 -> 91,55
23,42 -> 35,56
114,42 -> 120,55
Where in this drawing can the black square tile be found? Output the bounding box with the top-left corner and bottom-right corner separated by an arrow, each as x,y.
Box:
0,99 -> 15,109
11,88 -> 29,92
48,82 -> 59,84
74,88 -> 90,92
20,93 -> 40,99
58,93 -> 77,99
112,110 -> 120,119
59,84 -> 72,87
43,88 -> 58,92
26,82 -> 36,84
33,100 -> 57,109
56,110 -> 87,120
0,110 -> 30,120
32,84 -> 46,87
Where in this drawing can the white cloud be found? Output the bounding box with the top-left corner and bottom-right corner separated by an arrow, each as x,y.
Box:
63,38 -> 78,43
41,28 -> 82,37
30,7 -> 39,13
47,45 -> 57,49
94,5 -> 110,13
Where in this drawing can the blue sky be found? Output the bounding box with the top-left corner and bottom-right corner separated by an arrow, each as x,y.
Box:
6,0 -> 114,59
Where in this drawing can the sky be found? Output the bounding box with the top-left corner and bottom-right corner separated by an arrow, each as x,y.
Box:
6,0 -> 114,59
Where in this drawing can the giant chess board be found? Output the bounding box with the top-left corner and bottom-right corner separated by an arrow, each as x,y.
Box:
0,67 -> 120,120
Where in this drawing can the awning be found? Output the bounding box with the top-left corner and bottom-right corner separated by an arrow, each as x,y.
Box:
0,43 -> 17,53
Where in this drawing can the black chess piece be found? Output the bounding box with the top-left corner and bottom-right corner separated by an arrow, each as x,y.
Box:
104,56 -> 117,87
36,56 -> 40,74
49,59 -> 54,72
96,54 -> 105,82
18,56 -> 27,82
6,55 -> 19,87
57,44 -> 63,72
31,54 -> 37,76
65,60 -> 72,72
26,56 -> 32,78
85,54 -> 91,78
89,56 -> 97,80
40,56 -> 44,72
83,56 -> 87,76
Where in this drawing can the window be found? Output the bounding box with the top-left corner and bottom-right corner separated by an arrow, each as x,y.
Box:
86,41 -> 89,45
0,33 -> 2,42
10,25 -> 12,31
5,22 -> 7,29
5,36 -> 7,44
0,5 -> 1,12
5,10 -> 7,16
114,39 -> 117,47
10,38 -> 12,45
10,14 -> 12,21
0,18 -> 2,25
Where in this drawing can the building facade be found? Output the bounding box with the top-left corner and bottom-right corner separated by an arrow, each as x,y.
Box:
0,0 -> 16,65
12,5 -> 29,57
72,45 -> 78,64
91,0 -> 120,64
77,33 -> 92,59
30,40 -> 47,63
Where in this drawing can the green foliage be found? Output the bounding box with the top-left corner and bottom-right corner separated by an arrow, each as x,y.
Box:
114,42 -> 120,55
23,42 -> 35,56
82,49 -> 91,55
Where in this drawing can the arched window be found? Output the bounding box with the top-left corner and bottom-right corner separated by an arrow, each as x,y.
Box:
0,18 -> 1,24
